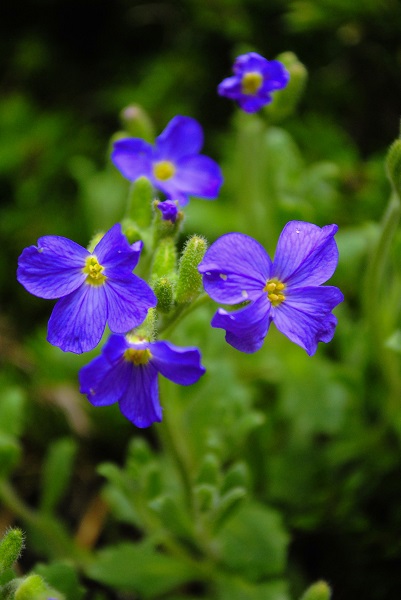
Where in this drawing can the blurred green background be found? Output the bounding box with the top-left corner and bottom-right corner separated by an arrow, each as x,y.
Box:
2,1 -> 401,599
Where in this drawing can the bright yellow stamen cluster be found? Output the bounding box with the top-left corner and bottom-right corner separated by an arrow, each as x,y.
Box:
153,160 -> 176,181
124,347 -> 152,366
83,256 -> 107,286
241,72 -> 263,95
263,279 -> 285,307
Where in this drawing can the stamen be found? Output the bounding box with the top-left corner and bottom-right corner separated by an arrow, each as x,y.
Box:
124,347 -> 152,366
241,72 -> 263,95
153,160 -> 176,181
83,256 -> 107,286
263,278 -> 286,307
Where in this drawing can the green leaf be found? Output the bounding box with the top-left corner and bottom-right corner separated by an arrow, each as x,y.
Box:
40,438 -> 77,513
216,502 -> 289,582
216,575 -> 290,600
0,434 -> 21,478
34,562 -> 84,600
86,541 -> 197,597
0,386 -> 25,437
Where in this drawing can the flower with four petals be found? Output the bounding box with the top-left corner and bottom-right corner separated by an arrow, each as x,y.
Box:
79,335 -> 206,428
17,224 -> 156,354
218,52 -> 290,113
111,115 -> 223,206
198,221 -> 343,355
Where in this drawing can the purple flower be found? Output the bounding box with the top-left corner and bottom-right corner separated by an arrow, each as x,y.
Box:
157,200 -> 179,223
198,221 -> 343,355
218,52 -> 289,113
111,115 -> 223,206
17,224 -> 157,354
79,335 -> 206,427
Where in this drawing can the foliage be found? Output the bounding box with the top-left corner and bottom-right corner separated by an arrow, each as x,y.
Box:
2,1 -> 401,600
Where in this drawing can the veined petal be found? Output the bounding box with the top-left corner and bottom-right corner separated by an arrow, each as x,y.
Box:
102,334 -> 131,363
155,116 -> 203,160
17,236 -> 88,299
272,285 -> 343,355
111,138 -> 153,181
211,294 -> 271,353
199,233 -> 272,304
79,353 -> 132,407
273,221 -> 339,287
94,224 -> 143,271
104,274 -> 157,333
47,283 -> 107,353
174,155 -> 223,200
119,363 -> 162,428
150,341 -> 206,385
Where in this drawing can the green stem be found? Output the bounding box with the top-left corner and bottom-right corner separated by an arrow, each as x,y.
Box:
363,191 -> 401,417
158,294 -> 212,339
235,112 -> 275,245
156,379 -> 194,511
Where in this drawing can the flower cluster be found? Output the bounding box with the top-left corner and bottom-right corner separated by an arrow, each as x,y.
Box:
17,51 -> 344,428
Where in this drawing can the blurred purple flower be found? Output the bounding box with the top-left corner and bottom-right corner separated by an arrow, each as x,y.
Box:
158,200 -> 179,223
111,115 -> 223,206
17,224 -> 156,354
79,335 -> 206,427
198,221 -> 343,355
218,52 -> 289,113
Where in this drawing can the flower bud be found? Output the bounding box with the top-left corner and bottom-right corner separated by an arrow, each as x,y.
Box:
0,528 -> 24,573
132,308 -> 158,342
152,200 -> 184,244
300,580 -> 331,600
151,238 -> 177,281
125,176 -> 154,229
153,277 -> 175,313
176,236 -> 208,304
264,52 -> 308,122
120,104 -> 154,142
14,574 -> 48,600
121,218 -> 143,244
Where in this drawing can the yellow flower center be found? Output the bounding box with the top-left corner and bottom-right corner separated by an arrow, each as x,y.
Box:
83,256 -> 107,286
241,72 -> 263,95
263,279 -> 285,307
153,160 -> 176,181
124,347 -> 152,366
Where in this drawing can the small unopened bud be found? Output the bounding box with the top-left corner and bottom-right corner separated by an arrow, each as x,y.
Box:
126,176 -> 154,228
264,52 -> 308,122
153,277 -> 175,313
0,528 -> 24,573
151,238 -> 177,281
132,308 -> 158,342
120,104 -> 154,142
14,574 -> 48,600
152,200 -> 184,244
386,136 -> 401,197
300,580 -> 331,600
176,235 -> 208,304
121,218 -> 143,244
